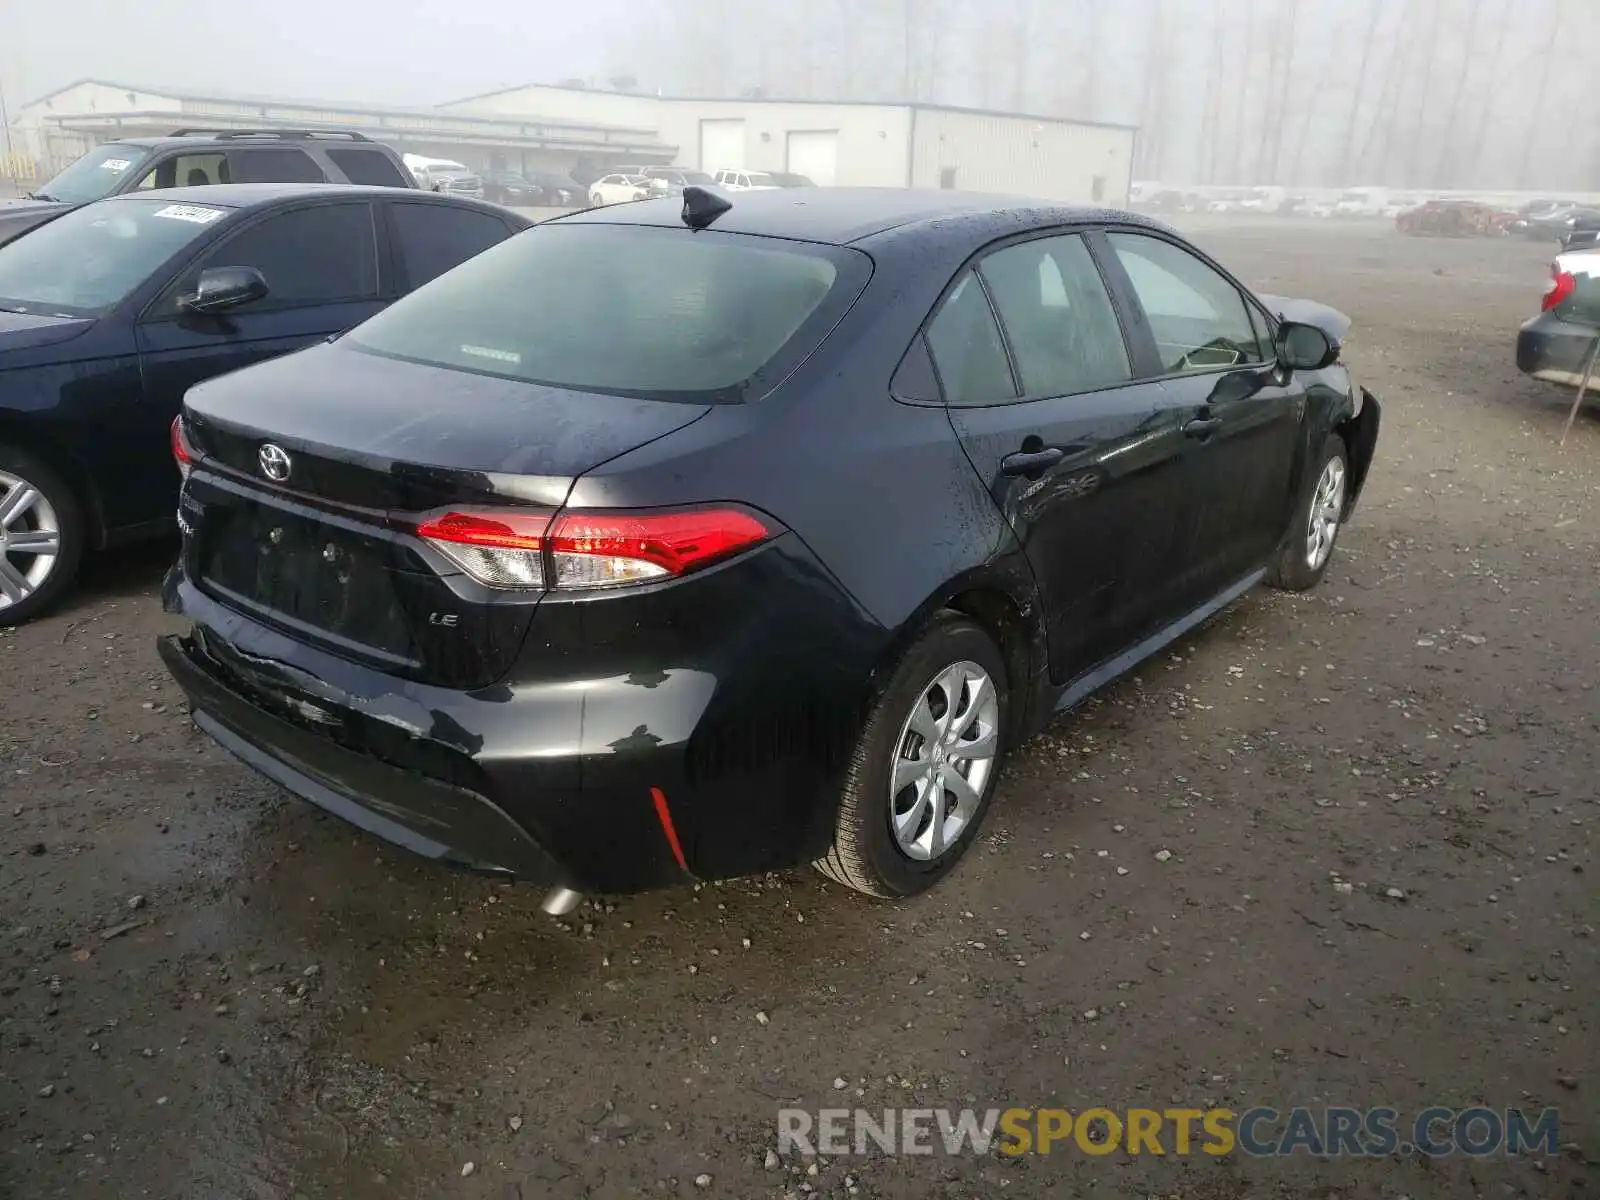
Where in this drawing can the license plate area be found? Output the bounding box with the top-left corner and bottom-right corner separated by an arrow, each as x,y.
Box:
198,500 -> 416,658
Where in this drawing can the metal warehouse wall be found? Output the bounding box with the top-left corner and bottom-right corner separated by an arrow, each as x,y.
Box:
655,101 -> 911,187
445,86 -> 661,132
909,109 -> 1135,207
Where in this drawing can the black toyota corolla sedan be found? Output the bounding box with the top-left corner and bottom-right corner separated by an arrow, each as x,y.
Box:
158,187 -> 1381,907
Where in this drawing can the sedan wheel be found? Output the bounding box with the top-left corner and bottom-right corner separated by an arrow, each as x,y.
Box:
889,661 -> 999,862
1305,455 -> 1346,571
1267,433 -> 1349,593
0,449 -> 83,626
816,613 -> 1009,898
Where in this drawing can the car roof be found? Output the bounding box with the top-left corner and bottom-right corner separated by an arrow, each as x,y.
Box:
100,134 -> 372,150
558,187 -> 1167,246
99,183 -> 473,210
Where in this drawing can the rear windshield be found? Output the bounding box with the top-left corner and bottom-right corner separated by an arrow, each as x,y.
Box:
346,223 -> 870,402
34,144 -> 152,205
0,197 -> 232,317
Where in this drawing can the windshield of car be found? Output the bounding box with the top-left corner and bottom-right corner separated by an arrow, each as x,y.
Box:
33,144 -> 153,205
683,171 -> 714,184
347,223 -> 868,401
0,197 -> 229,317
745,172 -> 777,186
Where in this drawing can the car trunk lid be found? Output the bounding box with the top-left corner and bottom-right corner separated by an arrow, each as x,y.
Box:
180,343 -> 712,687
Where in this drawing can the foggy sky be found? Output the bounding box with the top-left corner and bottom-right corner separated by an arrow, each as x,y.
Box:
4,0 -> 1595,190
1,0 -> 638,110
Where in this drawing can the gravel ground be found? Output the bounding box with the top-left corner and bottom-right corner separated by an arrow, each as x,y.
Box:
1,219 -> 1597,1200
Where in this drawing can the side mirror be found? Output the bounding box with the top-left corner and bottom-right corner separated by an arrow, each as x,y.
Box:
1275,320 -> 1339,371
182,266 -> 268,315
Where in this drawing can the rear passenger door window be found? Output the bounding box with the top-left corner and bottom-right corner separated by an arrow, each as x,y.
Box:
326,147 -> 411,187
225,148 -> 325,184
156,202 -> 378,314
925,273 -> 1016,405
388,202 -> 515,291
1105,232 -> 1265,373
137,152 -> 227,190
975,235 -> 1132,397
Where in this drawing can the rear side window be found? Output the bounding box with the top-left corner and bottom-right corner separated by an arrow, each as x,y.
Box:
925,274 -> 1015,405
162,203 -> 377,311
138,153 -> 227,190
389,203 -> 514,290
1106,232 -> 1265,373
326,147 -> 411,187
226,148 -> 326,184
347,223 -> 866,401
975,234 -> 1131,397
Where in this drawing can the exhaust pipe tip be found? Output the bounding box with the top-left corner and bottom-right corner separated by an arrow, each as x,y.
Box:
540,885 -> 582,917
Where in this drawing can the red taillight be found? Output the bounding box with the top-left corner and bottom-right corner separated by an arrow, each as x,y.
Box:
171,415 -> 195,477
1543,268 -> 1576,312
415,506 -> 773,591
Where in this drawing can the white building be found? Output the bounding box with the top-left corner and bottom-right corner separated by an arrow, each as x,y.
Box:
444,87 -> 1138,207
4,78 -> 1137,208
3,78 -> 673,182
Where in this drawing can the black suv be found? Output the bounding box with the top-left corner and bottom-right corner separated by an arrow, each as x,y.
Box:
0,130 -> 416,246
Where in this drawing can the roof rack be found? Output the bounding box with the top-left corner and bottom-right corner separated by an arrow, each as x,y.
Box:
166,129 -> 374,142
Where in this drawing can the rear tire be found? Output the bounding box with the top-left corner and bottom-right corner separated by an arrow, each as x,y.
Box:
814,613 -> 1010,899
0,445 -> 84,627
1266,433 -> 1348,593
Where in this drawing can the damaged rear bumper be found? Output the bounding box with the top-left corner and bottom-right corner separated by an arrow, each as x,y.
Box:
157,575 -> 697,894
159,628 -> 572,883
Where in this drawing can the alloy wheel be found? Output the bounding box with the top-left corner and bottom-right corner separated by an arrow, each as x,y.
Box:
888,661 -> 1000,862
1305,456 -> 1347,571
0,468 -> 63,613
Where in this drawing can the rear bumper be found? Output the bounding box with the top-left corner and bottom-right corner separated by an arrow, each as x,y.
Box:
1517,312 -> 1600,389
159,630 -> 567,882
158,536 -> 885,893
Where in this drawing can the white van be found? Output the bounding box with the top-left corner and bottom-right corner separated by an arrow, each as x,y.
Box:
1334,187 -> 1389,217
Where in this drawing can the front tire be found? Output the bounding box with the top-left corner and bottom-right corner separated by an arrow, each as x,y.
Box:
0,446 -> 84,626
1266,433 -> 1349,593
815,613 -> 1009,899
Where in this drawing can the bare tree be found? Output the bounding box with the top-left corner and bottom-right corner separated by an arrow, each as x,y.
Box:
1432,0 -> 1488,185
1517,0 -> 1568,188
1458,0 -> 1516,187
1136,0 -> 1172,179
1226,0 -> 1260,183
1355,2 -> 1410,181
1331,0 -> 1385,186
1197,0 -> 1228,183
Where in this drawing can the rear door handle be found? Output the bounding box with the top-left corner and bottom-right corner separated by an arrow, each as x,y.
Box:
1000,447 -> 1065,476
1183,416 -> 1223,439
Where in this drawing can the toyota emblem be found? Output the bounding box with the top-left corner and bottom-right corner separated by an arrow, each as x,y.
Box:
258,443 -> 292,483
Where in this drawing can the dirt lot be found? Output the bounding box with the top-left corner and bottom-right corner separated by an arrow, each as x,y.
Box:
2,219 -> 1596,1200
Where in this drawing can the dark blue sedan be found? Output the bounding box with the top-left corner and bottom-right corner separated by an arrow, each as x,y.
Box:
0,183 -> 528,624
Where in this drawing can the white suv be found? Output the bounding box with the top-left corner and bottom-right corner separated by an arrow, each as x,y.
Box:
712,169 -> 782,192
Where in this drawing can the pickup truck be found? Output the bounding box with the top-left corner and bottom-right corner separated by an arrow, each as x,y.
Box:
1,129 -> 415,246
